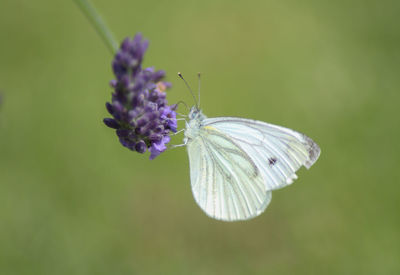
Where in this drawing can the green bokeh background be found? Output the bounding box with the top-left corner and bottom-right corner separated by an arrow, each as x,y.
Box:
1,0 -> 399,274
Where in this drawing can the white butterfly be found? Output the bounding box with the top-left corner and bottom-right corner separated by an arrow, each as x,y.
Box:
179,74 -> 320,222
183,106 -> 320,222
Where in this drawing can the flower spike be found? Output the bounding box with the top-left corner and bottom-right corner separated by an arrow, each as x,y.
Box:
104,34 -> 177,159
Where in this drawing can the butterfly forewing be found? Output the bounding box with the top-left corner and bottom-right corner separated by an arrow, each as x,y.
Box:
203,117 -> 321,191
187,129 -> 272,221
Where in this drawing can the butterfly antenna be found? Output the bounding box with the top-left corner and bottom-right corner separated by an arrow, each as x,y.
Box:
175,100 -> 189,112
178,72 -> 199,109
197,72 -> 201,108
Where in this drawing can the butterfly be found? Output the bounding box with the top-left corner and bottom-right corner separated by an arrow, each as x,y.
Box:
179,73 -> 320,222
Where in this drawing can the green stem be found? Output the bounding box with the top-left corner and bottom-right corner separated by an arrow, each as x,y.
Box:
73,0 -> 119,55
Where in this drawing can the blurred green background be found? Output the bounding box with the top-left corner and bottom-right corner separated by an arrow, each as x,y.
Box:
1,0 -> 399,274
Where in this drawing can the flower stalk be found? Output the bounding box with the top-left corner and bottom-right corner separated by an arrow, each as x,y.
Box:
73,0 -> 118,55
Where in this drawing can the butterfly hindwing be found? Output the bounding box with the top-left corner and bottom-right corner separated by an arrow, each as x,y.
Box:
187,128 -> 272,221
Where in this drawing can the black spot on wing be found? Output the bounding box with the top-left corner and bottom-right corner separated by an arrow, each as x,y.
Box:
268,157 -> 277,167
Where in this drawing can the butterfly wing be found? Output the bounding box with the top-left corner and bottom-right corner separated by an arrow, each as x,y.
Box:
187,129 -> 272,221
203,117 -> 321,191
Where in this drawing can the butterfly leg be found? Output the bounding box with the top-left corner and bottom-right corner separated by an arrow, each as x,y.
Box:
168,135 -> 188,149
168,143 -> 186,149
176,112 -> 188,118
171,129 -> 185,135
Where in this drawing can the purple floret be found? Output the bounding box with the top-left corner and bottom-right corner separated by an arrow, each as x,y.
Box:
160,106 -> 177,132
103,33 -> 177,159
149,135 -> 170,160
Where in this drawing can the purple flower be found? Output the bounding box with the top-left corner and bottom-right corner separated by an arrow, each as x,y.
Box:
149,135 -> 170,160
160,106 -> 177,132
104,33 -> 177,159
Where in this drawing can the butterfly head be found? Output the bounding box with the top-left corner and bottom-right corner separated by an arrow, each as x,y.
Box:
184,106 -> 207,141
188,106 -> 206,121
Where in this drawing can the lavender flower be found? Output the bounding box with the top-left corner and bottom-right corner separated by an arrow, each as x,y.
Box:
104,33 -> 177,159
